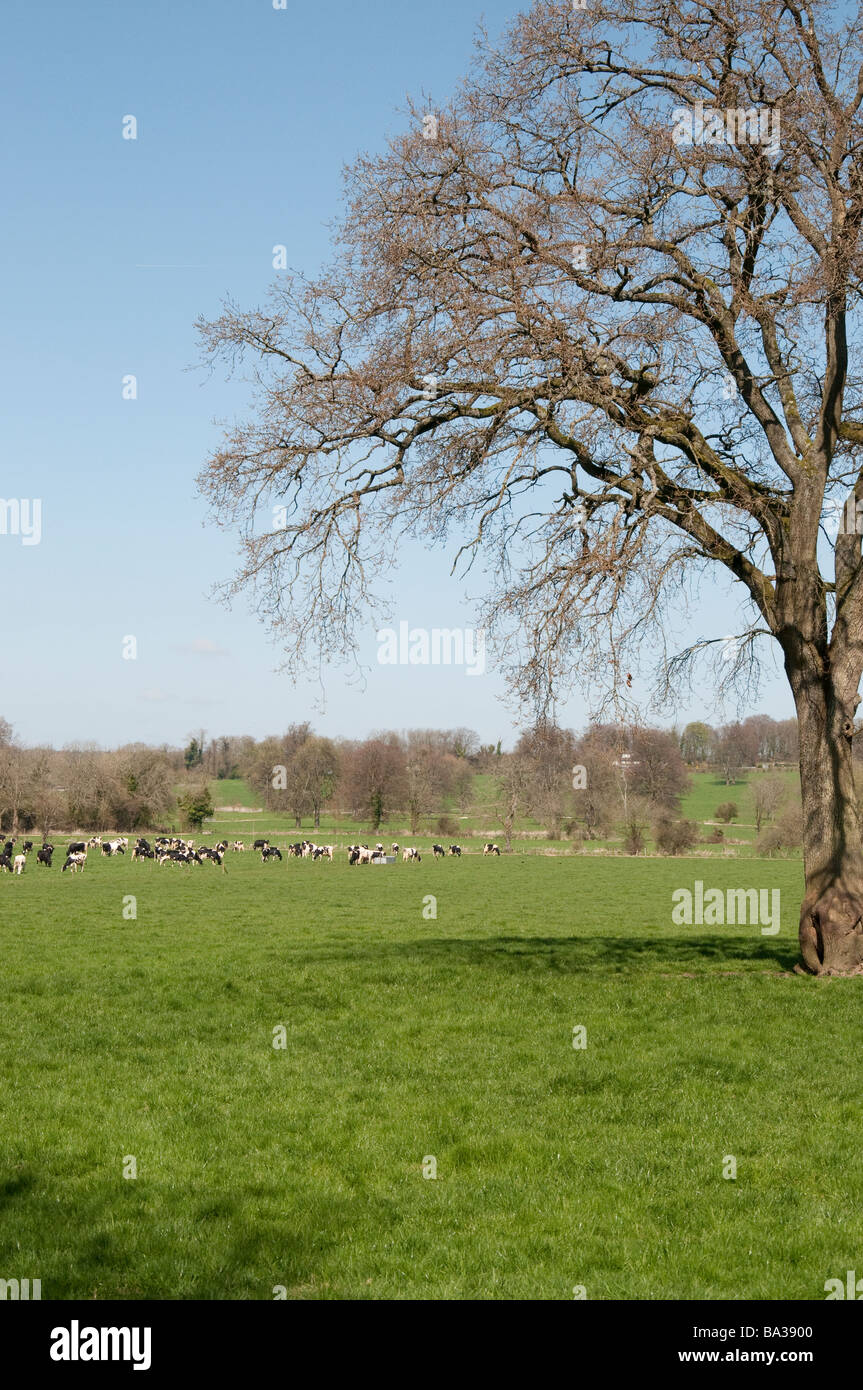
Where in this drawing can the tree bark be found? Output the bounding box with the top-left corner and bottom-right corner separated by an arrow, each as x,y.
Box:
788,658 -> 863,975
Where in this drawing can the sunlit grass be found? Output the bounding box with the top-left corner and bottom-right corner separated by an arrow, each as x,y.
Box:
2,851 -> 854,1300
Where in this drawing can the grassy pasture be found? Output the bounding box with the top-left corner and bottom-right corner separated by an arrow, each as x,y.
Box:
2,847 -> 861,1301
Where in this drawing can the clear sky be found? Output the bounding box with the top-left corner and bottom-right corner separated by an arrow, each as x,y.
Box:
0,0 -> 794,750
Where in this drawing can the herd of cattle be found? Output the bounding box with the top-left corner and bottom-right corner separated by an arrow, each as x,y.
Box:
0,834 -> 504,874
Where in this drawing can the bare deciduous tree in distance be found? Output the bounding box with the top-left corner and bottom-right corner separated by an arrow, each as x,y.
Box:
198,1 -> 863,974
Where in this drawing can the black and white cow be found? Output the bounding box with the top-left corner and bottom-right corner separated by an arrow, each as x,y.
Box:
402,847 -> 421,863
262,846 -> 282,862
483,843 -> 501,855
36,847 -> 53,867
62,852 -> 87,873
449,845 -> 462,857
432,844 -> 445,858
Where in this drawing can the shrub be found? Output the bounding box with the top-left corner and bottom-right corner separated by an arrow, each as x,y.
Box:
715,802 -> 739,823
623,825 -> 645,855
435,814 -> 459,836
757,806 -> 803,856
654,818 -> 700,854
177,785 -> 214,830
705,826 -> 724,843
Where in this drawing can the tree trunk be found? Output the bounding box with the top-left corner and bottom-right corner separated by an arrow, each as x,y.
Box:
790,663 -> 863,976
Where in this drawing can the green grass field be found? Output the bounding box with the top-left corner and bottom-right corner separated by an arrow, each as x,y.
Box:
2,846 -> 860,1300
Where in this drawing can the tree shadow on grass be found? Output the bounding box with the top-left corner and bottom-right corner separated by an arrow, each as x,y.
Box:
301,934 -> 801,975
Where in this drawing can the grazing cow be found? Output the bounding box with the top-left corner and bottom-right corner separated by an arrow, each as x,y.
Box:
262,846 -> 282,862
22,840 -> 33,855
449,845 -> 462,857
375,843 -> 384,853
88,836 -> 102,849
483,843 -> 501,856
132,846 -> 155,861
12,854 -> 25,874
348,848 -> 360,865
402,847 -> 421,863
36,847 -> 53,867
62,852 -> 86,873
391,843 -> 399,854
2,841 -> 13,857
253,839 -> 270,851
0,854 -> 12,873
68,842 -> 86,856
232,841 -> 245,852
432,844 -> 445,858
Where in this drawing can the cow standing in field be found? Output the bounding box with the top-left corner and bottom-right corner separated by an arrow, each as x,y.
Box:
483,843 -> 501,856
36,847 -> 53,867
262,846 -> 282,862
449,845 -> 461,857
12,855 -> 26,874
432,844 -> 445,858
0,854 -> 12,873
402,847 -> 421,863
62,852 -> 87,873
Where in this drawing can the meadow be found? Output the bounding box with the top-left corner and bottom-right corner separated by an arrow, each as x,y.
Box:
2,834 -> 861,1301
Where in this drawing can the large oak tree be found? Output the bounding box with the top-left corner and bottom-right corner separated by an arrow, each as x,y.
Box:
198,0 -> 863,974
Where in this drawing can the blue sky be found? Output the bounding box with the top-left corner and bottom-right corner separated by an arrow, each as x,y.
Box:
0,0 -> 794,749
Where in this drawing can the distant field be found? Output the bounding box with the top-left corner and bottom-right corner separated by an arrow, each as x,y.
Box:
160,769 -> 804,862
2,848 -> 860,1300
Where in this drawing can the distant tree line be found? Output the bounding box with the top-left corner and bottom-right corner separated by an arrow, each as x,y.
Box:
0,711 -> 807,848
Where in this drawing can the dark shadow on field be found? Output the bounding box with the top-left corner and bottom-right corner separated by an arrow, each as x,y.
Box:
297,934 -> 800,974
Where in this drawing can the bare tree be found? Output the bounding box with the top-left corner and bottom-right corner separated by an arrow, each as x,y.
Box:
629,728 -> 689,809
293,736 -> 340,829
515,720 -> 577,835
342,735 -> 406,830
199,1 -> 863,974
753,772 -> 787,832
497,754 -> 533,851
